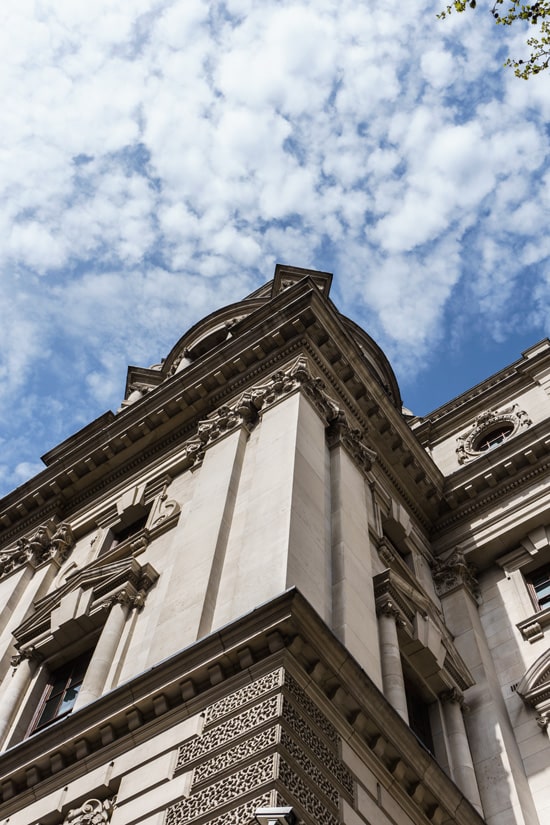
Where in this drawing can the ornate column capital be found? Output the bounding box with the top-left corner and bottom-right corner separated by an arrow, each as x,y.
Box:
536,711 -> 550,731
63,797 -> 116,825
377,598 -> 402,623
326,413 -> 376,473
432,549 -> 480,602
10,645 -> 42,668
439,687 -> 465,707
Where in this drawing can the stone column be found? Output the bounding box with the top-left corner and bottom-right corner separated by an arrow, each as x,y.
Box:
0,651 -> 40,745
73,593 -> 132,711
441,689 -> 483,813
378,601 -> 409,722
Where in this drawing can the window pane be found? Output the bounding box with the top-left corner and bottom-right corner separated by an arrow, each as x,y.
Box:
57,684 -> 81,716
30,649 -> 94,735
36,695 -> 62,728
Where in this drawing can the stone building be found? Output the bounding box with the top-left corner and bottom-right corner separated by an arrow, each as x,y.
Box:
0,265 -> 548,825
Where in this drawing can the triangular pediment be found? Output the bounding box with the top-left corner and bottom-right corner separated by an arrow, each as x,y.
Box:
272,263 -> 333,299
13,557 -> 145,649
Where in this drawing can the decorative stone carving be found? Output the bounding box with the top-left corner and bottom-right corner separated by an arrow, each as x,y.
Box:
172,668 -> 352,825
192,728 -> 279,785
10,645 -> 41,668
63,797 -> 116,825
376,598 -> 404,624
0,521 -> 75,581
177,696 -> 280,770
278,759 -> 338,825
326,411 -> 376,472
516,647 -> 550,710
204,669 -> 284,725
201,794 -> 273,825
13,558 -> 158,653
432,549 -> 480,601
167,756 -> 277,825
283,673 -> 338,746
439,687 -> 465,706
536,712 -> 550,730
520,620 -> 544,643
147,482 -> 181,532
456,403 -> 531,464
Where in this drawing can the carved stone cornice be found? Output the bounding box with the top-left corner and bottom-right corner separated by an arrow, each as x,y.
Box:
63,797 -> 116,825
160,355 -> 374,476
0,521 -> 74,582
432,550 -> 480,602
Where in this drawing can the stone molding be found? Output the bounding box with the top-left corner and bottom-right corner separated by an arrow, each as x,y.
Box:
63,796 -> 116,824
326,411 -> 376,473
456,403 -> 531,465
0,521 -> 75,582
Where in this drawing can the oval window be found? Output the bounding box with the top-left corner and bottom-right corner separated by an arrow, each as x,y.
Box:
474,423 -> 514,453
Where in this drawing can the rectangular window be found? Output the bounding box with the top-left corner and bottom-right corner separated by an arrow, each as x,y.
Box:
29,649 -> 93,734
526,565 -> 550,612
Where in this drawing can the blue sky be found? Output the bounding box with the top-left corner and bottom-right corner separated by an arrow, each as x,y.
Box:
1,1 -> 550,497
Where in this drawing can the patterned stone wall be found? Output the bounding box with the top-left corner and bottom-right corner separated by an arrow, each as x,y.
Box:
166,668 -> 354,825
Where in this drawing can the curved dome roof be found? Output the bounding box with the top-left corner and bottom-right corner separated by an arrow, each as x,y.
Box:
158,271 -> 401,411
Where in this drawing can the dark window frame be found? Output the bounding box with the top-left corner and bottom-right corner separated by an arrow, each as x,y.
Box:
28,649 -> 93,735
526,565 -> 550,613
474,424 -> 514,453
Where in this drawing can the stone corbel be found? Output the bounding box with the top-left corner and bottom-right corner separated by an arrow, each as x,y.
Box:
518,619 -> 544,643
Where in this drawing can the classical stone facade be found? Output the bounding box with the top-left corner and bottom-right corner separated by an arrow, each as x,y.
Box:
0,265 -> 548,825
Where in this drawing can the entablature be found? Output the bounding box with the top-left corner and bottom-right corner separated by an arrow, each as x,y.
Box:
0,279 -> 442,543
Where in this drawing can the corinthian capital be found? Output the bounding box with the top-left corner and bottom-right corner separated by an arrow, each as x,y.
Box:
432,549 -> 479,601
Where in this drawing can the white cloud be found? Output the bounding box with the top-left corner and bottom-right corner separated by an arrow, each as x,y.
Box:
0,0 -> 550,495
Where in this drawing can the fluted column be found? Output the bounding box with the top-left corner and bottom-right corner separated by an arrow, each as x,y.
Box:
377,600 -> 409,722
441,689 -> 483,813
0,650 -> 40,745
73,594 -> 132,711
